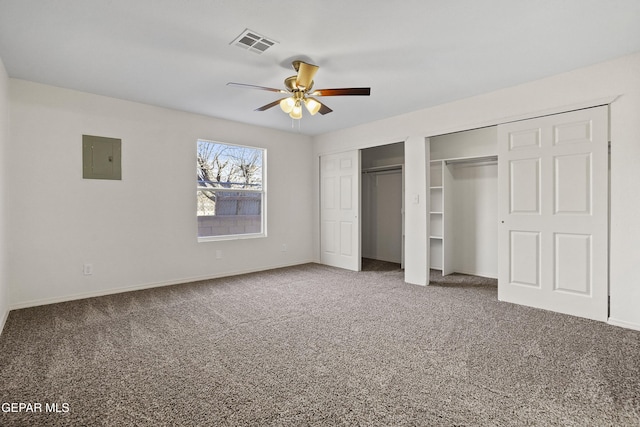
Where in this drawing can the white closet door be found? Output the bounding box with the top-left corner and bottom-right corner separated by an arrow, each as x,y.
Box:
320,150 -> 361,271
497,106 -> 608,321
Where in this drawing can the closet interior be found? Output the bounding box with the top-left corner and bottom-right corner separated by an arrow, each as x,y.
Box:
361,142 -> 405,266
429,126 -> 498,278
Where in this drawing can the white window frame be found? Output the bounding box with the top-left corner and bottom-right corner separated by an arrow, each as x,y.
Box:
197,139 -> 267,242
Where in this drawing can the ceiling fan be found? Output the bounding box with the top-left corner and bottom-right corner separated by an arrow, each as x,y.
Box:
227,60 -> 371,119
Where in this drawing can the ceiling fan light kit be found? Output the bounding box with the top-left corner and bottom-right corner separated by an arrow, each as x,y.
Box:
228,60 -> 371,120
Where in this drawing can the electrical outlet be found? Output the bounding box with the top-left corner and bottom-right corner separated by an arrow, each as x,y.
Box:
281,244 -> 287,252
83,264 -> 93,276
215,250 -> 223,259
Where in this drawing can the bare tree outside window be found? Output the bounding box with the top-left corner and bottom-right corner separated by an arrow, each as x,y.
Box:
197,140 -> 265,238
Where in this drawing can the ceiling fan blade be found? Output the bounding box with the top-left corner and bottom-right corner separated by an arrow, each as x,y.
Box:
227,82 -> 287,93
296,62 -> 319,90
310,88 -> 371,96
318,102 -> 333,115
255,99 -> 285,111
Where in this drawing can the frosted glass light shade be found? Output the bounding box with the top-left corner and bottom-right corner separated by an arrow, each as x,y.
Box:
289,102 -> 302,119
279,97 -> 295,113
304,97 -> 321,115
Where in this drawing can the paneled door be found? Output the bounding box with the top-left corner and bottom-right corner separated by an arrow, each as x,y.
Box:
497,106 -> 608,321
320,150 -> 361,271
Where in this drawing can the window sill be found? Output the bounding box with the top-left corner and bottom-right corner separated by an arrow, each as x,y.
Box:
198,232 -> 266,243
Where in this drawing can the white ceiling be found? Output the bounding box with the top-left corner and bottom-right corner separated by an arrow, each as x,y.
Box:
1,0 -> 639,136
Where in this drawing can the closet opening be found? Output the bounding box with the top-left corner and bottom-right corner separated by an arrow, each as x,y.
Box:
361,142 -> 405,270
429,126 -> 498,279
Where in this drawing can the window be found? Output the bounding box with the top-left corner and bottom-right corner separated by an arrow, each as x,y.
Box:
197,140 -> 265,240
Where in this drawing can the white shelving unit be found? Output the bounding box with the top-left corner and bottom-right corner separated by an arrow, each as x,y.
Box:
429,159 -> 456,275
429,161 -> 444,271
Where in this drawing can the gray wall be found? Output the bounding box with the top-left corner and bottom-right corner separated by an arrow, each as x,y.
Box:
0,58 -> 8,332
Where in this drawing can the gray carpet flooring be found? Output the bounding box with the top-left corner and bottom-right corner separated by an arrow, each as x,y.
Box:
0,262 -> 639,426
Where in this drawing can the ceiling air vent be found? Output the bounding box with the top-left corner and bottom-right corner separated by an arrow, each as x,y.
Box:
231,29 -> 278,54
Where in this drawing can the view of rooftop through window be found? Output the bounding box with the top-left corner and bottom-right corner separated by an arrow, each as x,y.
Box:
196,140 -> 265,239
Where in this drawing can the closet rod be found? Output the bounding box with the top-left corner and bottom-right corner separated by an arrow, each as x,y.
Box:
445,155 -> 497,165
361,164 -> 403,174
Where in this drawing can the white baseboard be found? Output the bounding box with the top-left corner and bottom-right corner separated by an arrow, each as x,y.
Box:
10,260 -> 315,311
607,317 -> 640,332
445,269 -> 498,279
